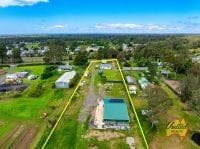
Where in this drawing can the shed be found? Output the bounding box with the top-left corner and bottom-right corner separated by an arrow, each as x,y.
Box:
128,85 -> 137,94
55,71 -> 76,89
138,77 -> 149,89
103,98 -> 129,123
100,63 -> 113,70
126,76 -> 136,85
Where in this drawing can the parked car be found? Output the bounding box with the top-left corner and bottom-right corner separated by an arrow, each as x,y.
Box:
28,75 -> 38,80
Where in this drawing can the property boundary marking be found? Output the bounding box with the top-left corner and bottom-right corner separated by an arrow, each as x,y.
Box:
41,62 -> 93,149
42,59 -> 149,149
115,59 -> 149,149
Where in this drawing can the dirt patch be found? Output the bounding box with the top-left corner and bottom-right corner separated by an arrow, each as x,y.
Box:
78,65 -> 98,123
0,124 -> 37,149
164,80 -> 180,94
85,130 -> 125,141
0,124 -> 26,148
0,121 -> 5,126
150,135 -> 186,149
14,126 -> 37,149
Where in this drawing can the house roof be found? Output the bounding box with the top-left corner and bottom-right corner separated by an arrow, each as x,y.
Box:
103,98 -> 129,121
58,65 -> 72,70
126,76 -> 136,84
56,71 -> 76,83
100,63 -> 112,68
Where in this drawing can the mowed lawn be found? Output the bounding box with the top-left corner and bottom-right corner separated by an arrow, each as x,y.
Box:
0,66 -> 46,138
0,65 -> 76,147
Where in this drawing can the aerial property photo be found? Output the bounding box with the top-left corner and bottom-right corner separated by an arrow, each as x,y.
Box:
0,0 -> 200,149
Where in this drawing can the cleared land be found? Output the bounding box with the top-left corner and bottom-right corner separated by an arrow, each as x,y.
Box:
0,65 -> 83,148
41,61 -> 146,149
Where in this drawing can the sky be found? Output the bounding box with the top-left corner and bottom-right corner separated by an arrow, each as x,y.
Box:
0,0 -> 199,34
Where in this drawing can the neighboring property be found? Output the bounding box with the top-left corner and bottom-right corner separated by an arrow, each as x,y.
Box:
0,69 -> 5,75
15,71 -> 29,78
128,85 -> 137,95
58,65 -> 73,71
86,46 -> 99,52
55,71 -> 76,89
192,56 -> 200,63
102,98 -> 130,130
160,69 -> 170,76
138,77 -> 149,89
123,67 -> 148,71
100,63 -> 113,70
126,76 -> 136,85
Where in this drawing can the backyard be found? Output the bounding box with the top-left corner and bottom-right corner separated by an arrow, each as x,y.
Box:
40,61 -> 146,149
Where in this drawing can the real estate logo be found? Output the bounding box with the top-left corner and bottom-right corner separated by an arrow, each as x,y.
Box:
166,119 -> 188,140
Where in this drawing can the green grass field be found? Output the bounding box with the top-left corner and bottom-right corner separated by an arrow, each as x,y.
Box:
38,62 -> 145,149
0,65 -> 83,148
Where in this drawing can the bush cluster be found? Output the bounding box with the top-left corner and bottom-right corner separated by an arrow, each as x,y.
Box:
41,65 -> 57,80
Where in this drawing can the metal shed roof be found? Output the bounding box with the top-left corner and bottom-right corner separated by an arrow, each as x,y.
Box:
55,71 -> 76,83
103,98 -> 129,121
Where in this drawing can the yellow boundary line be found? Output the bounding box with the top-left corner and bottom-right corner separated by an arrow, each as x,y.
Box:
42,62 -> 93,149
115,59 -> 149,149
42,59 -> 149,149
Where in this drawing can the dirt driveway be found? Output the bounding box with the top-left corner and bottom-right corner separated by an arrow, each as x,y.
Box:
78,65 -> 98,123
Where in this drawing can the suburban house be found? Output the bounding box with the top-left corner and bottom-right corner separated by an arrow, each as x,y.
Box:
58,65 -> 73,71
100,63 -> 113,70
102,98 -> 130,130
138,77 -> 149,89
128,85 -> 137,94
126,76 -> 136,85
86,46 -> 99,52
161,69 -> 170,76
55,71 -> 76,89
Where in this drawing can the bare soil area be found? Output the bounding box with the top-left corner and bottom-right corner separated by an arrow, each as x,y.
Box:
164,79 -> 180,94
85,130 -> 125,141
0,124 -> 37,149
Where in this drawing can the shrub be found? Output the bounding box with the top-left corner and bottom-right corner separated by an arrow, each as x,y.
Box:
41,65 -> 57,80
29,83 -> 44,97
168,72 -> 176,80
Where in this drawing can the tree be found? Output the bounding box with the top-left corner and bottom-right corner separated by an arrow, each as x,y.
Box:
168,53 -> 192,75
73,51 -> 88,66
0,42 -> 7,64
189,89 -> 200,116
44,40 -> 66,64
12,48 -> 23,63
180,63 -> 200,102
145,86 -> 172,128
147,61 -> 157,82
187,63 -> 200,78
96,47 -> 119,59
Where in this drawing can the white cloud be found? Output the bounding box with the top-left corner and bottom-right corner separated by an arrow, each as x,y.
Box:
51,24 -> 65,29
41,24 -> 66,32
95,23 -> 143,30
95,23 -> 167,33
0,0 -> 49,7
